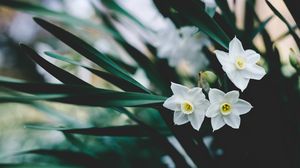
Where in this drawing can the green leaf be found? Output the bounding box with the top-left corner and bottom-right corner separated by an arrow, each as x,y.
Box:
33,18 -> 150,93
93,6 -> 164,91
108,55 -> 137,74
0,94 -> 65,104
266,0 -> 300,48
26,125 -> 167,137
20,44 -> 91,86
44,51 -> 146,92
251,15 -> 273,39
0,79 -> 166,107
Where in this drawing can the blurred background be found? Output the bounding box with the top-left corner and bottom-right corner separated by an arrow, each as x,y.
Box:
0,0 -> 299,167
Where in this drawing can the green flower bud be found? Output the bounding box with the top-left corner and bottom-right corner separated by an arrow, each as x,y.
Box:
198,71 -> 217,92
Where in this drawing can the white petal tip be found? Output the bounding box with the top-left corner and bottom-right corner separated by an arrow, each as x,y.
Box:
193,127 -> 201,131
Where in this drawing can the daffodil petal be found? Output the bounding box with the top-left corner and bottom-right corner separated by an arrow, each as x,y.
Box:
244,49 -> 256,56
174,111 -> 189,125
222,64 -> 236,75
209,88 -> 225,103
170,82 -> 189,97
206,103 -> 220,118
243,65 -> 266,80
234,99 -> 252,115
188,87 -> 205,100
163,95 -> 181,111
224,90 -> 239,103
188,111 -> 205,130
229,36 -> 244,57
245,50 -> 260,64
198,99 -> 211,109
215,50 -> 230,66
211,115 -> 225,131
224,114 -> 241,129
226,71 -> 250,91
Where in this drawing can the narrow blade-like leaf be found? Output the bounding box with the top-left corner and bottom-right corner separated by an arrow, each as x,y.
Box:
0,80 -> 166,107
26,125 -> 157,137
44,52 -> 146,92
33,18 -> 150,93
20,44 -> 91,86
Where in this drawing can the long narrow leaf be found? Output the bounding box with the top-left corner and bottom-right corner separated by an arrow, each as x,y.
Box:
33,18 -> 150,93
20,44 -> 91,86
0,80 -> 166,107
26,125 -> 165,137
44,52 -> 146,92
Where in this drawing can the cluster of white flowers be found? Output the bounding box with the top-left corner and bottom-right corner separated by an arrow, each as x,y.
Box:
154,18 -> 210,74
163,37 -> 266,131
163,83 -> 252,131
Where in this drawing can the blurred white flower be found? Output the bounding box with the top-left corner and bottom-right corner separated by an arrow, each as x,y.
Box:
154,18 -> 210,74
64,0 -> 94,19
215,37 -> 266,91
116,0 -> 168,31
163,82 -> 210,130
206,88 -> 252,131
8,13 -> 38,43
115,1 -> 210,74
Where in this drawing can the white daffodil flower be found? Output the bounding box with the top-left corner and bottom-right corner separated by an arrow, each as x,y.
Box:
215,37 -> 266,91
154,18 -> 210,74
163,83 -> 210,130
206,88 -> 252,131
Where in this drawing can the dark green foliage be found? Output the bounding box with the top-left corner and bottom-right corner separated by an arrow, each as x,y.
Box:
0,0 -> 299,167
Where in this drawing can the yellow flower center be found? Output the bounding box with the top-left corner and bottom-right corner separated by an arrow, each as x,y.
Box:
181,101 -> 194,114
220,103 -> 232,115
235,56 -> 246,70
